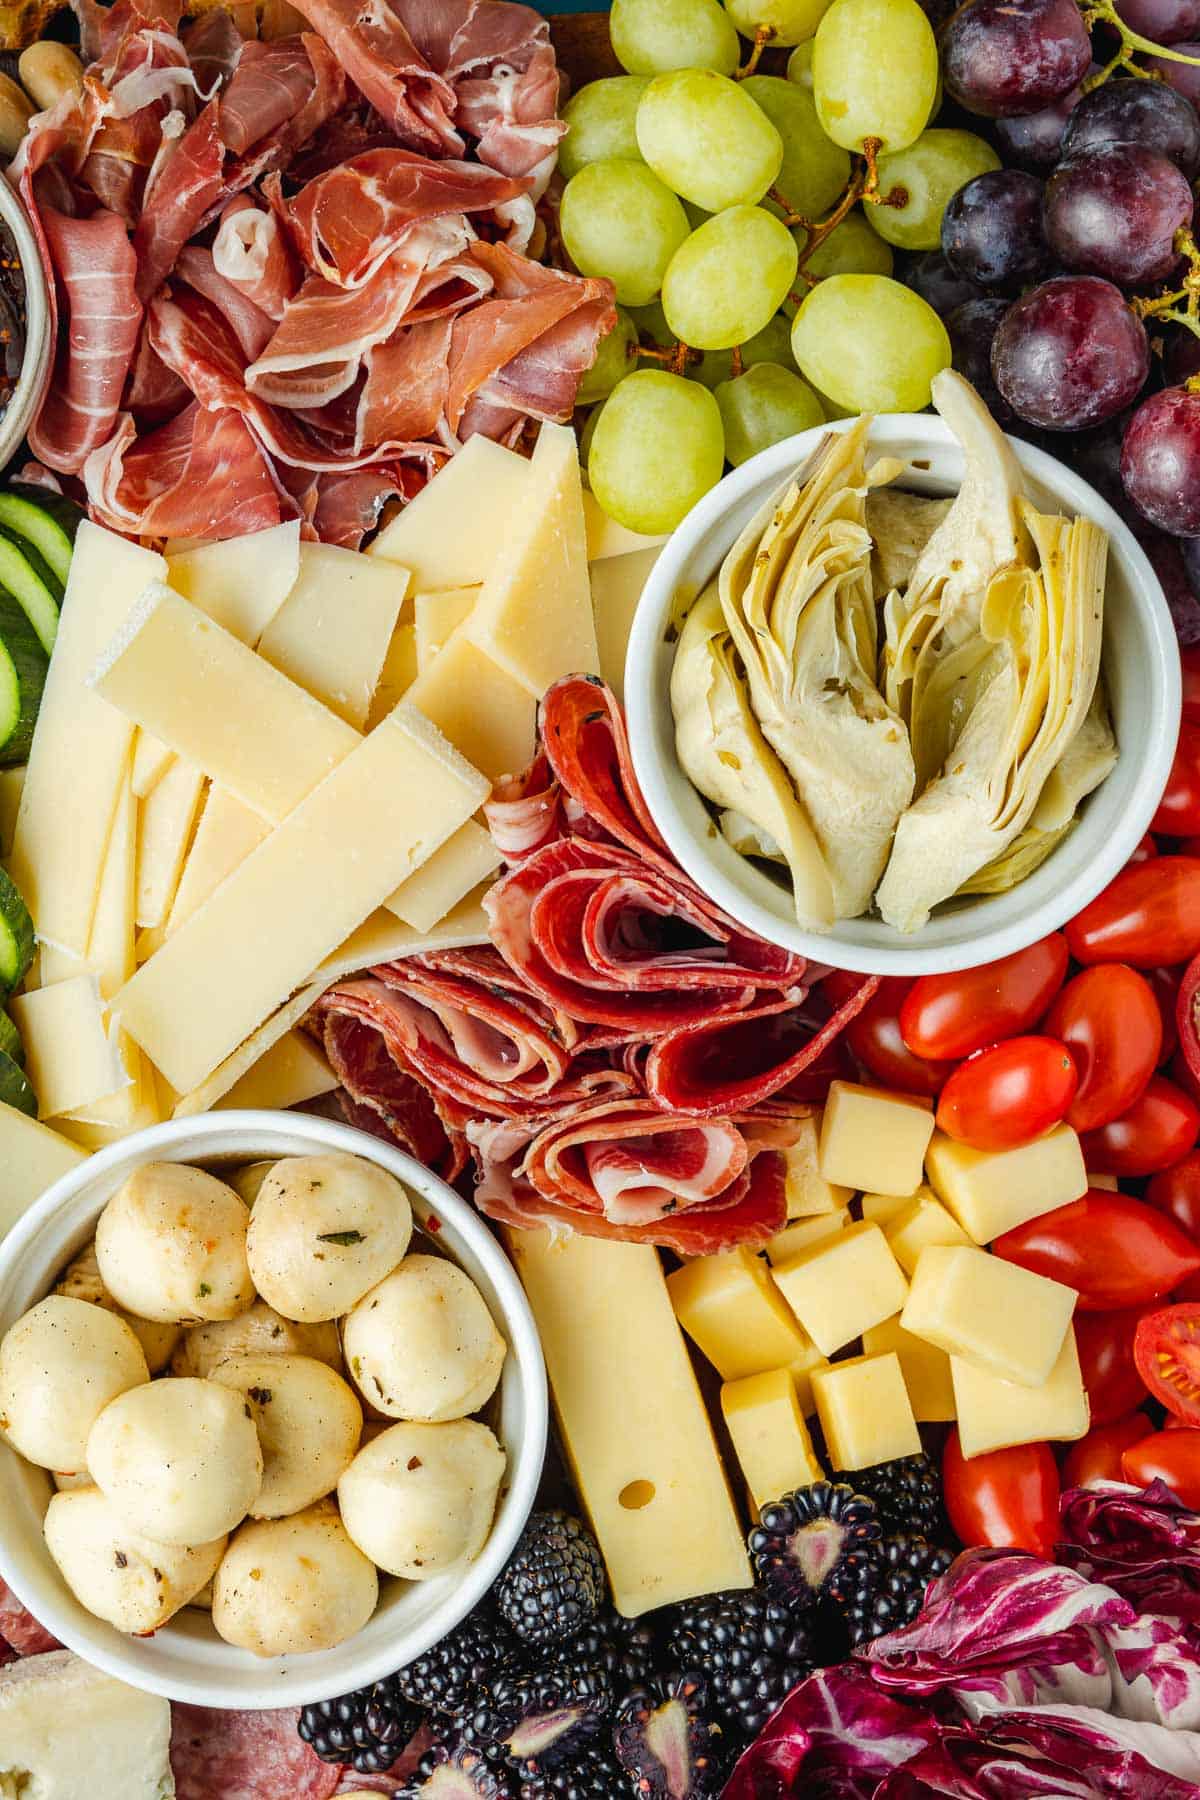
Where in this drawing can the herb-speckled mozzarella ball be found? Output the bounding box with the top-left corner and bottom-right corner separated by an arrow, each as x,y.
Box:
86,1377 -> 263,1545
95,1163 -> 255,1325
212,1500 -> 378,1656
55,1241 -> 181,1373
246,1154 -> 413,1323
0,1296 -> 149,1472
337,1419 -> 505,1578
208,1354 -> 362,1518
229,1160 -> 277,1206
170,1301 -> 342,1380
342,1257 -> 506,1423
43,1486 -> 225,1634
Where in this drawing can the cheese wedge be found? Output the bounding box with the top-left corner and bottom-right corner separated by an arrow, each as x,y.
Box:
367,436 -> 531,589
167,787 -> 270,935
316,888 -> 490,985
135,758 -> 205,930
130,731 -> 173,799
367,619 -> 418,730
405,630 -> 538,782
0,1102 -> 86,1237
166,518 -> 300,644
385,820 -> 500,932
0,765 -> 23,859
257,543 -> 408,729
413,588 -> 480,674
10,974 -> 129,1120
215,1026 -> 336,1112
591,546 -> 661,701
173,981 -> 329,1117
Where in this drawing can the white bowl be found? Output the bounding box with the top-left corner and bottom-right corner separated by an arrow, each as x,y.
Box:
0,1112 -> 547,1710
625,414 -> 1182,975
0,177 -> 51,468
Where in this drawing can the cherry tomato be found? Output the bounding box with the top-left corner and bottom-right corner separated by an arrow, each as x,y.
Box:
822,972 -> 952,1098
1170,1047 -> 1200,1110
1128,834 -> 1159,866
1153,722 -> 1200,838
1150,965 -> 1182,1065
1065,856 -> 1200,968
898,936 -> 1068,1062
1062,1414 -> 1151,1488
1183,645 -> 1200,726
935,1036 -> 1077,1151
1043,965 -> 1161,1132
1075,1306 -> 1148,1424
1080,1074 -> 1200,1176
1177,950 -> 1200,1094
1147,1152 -> 1200,1243
993,1190 -> 1200,1310
943,1430 -> 1059,1558
1123,1428 -> 1200,1506
1134,1304 -> 1200,1423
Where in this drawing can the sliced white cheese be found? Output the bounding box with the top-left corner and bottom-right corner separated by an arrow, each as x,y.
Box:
0,1650 -> 174,1800
366,618 -> 417,731
167,787 -> 269,936
583,488 -> 668,562
62,1033 -> 161,1135
257,544 -> 408,730
385,818 -> 499,931
87,761 -> 137,1001
367,436 -> 531,590
130,731 -> 174,800
9,974 -> 129,1120
317,888 -> 490,985
135,758 -> 205,931
0,765 -> 24,859
0,1104 -> 86,1237
413,587 -> 480,674
591,545 -> 662,703
173,980 -> 328,1118
167,517 -> 300,645
406,629 -> 538,782
214,1026 -> 336,1112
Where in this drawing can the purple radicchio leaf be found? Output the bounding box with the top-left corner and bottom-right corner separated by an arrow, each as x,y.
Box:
1103,1612 -> 1200,1731
1058,1482 -> 1200,1625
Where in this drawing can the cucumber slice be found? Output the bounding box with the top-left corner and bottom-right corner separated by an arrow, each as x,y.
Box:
0,1046 -> 36,1115
0,530 -> 58,655
0,1010 -> 24,1066
6,483 -> 83,550
0,866 -> 34,994
0,587 -> 48,766
0,527 -> 62,606
0,491 -> 78,589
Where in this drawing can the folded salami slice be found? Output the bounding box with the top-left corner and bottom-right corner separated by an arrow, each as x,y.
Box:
484,753 -> 562,863
538,675 -> 675,875
320,1011 -> 470,1180
170,1706 -> 340,1800
0,1582 -> 58,1656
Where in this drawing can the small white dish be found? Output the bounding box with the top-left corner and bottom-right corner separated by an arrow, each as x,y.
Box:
625,414 -> 1181,976
0,178 -> 50,468
0,1111 -> 547,1710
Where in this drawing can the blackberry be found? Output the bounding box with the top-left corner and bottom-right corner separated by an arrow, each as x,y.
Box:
749,1482 -> 881,1609
396,1604 -> 520,1720
518,1741 -> 631,1799
560,1606 -> 658,1689
396,1742 -> 515,1798
464,1664 -> 611,1772
298,1677 -> 423,1773
495,1511 -> 607,1648
613,1672 -> 726,1798
849,1455 -> 949,1541
665,1587 -> 818,1741
843,1535 -> 955,1647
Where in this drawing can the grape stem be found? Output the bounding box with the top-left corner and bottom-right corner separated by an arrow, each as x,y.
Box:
777,139 -> 905,273
736,24 -> 775,78
1080,0 -> 1200,70
635,340 -> 697,373
1132,225 -> 1200,340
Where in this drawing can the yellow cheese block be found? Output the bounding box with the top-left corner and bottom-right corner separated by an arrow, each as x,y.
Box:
115,706 -> 489,1094
952,1327 -> 1089,1458
788,1332 -> 832,1416
772,1220 -> 909,1356
368,437 -> 531,590
85,763 -> 137,1002
0,1102 -> 86,1238
215,1027 -> 336,1112
582,489 -> 667,561
167,788 -> 269,936
861,1188 -> 923,1226
884,1192 -> 970,1276
863,1315 -> 955,1422
903,1245 -> 1077,1388
721,1368 -> 824,1510
316,889 -> 490,986
173,982 -> 329,1118
590,546 -> 661,703
166,519 -> 300,645
9,975 -> 128,1121
925,1125 -> 1088,1244
784,1113 -> 853,1217
813,1352 -> 922,1470
384,820 -> 500,933
131,731 -> 173,800
764,1210 -> 848,1265
405,630 -> 538,783
667,1246 -> 810,1381
135,759 -> 205,931
256,543 -> 408,730
818,1082 -> 934,1198
511,1227 -> 752,1615
0,765 -> 23,859
367,619 -> 418,731
413,588 -> 480,673
1089,1171 -> 1119,1191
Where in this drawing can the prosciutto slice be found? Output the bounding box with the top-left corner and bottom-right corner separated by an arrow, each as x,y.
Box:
213,196 -> 302,318
84,402 -> 284,538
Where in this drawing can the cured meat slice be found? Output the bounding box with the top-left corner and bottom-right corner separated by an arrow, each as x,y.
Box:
170,1705 -> 340,1800
357,318 -> 454,448
219,38 -> 327,157
175,245 -> 275,361
213,196 -> 301,320
485,754 -> 562,862
308,465 -> 414,549
84,403 -> 284,538
285,0 -> 461,155
537,675 -> 674,875
133,101 -> 225,303
0,1582 -> 59,1656
324,1012 -> 468,1180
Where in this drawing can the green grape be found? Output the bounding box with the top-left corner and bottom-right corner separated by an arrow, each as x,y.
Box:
663,207 -> 799,351
812,0 -> 937,154
725,0 -> 837,43
560,160 -> 690,305
786,40 -> 814,86
559,77 -> 651,181
741,75 -> 849,221
578,308 -> 640,404
610,0 -> 740,75
635,70 -> 783,213
790,273 -> 950,412
579,402 -> 605,469
627,299 -> 674,347
692,312 -> 797,387
589,370 -> 726,534
868,129 -> 1001,251
800,208 -> 894,280
715,363 -> 825,464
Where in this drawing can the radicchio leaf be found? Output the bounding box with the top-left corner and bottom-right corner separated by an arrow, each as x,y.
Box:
722,1663 -> 937,1800
1104,1614 -> 1200,1732
1058,1481 -> 1200,1625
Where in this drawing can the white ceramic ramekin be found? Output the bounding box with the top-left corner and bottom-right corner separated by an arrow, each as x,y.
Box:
625,415 -> 1181,975
0,1111 -> 547,1710
0,176 -> 50,467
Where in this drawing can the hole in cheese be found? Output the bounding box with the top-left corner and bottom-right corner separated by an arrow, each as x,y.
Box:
619,1480 -> 656,1511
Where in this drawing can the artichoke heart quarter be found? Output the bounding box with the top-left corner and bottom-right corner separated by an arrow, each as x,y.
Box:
716,418 -> 916,920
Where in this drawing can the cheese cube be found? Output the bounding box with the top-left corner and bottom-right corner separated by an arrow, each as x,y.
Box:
863,1315 -> 955,1422
667,1248 -> 810,1381
885,1193 -> 970,1276
1089,1171 -> 1119,1190
818,1082 -> 934,1197
925,1125 -> 1087,1244
902,1245 -> 1077,1387
788,1331 -> 832,1416
812,1352 -> 921,1470
952,1328 -> 1089,1457
721,1369 -> 825,1509
861,1189 -> 920,1225
783,1113 -> 854,1217
772,1221 -> 909,1356
765,1210 -> 848,1266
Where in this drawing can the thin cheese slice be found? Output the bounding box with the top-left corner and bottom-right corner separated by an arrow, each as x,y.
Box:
63,1035 -> 161,1134
116,705 -> 490,1094
0,765 -> 25,859
131,731 -> 174,799
10,974 -> 129,1120
167,787 -> 269,935
385,819 -> 499,931
87,764 -> 137,1000
366,619 -> 417,730
136,924 -> 167,965
35,944 -> 82,988
406,631 -> 537,782
257,545 -> 408,730
413,588 -> 480,674
173,981 -> 328,1118
215,1026 -> 336,1112
0,1102 -> 86,1238
467,423 -> 600,698
316,888 -> 489,985
9,525 -> 166,955
591,546 -> 662,703
135,759 -> 205,930
92,583 -> 360,824
367,437 -> 531,589
582,489 -> 667,562
167,519 -> 300,645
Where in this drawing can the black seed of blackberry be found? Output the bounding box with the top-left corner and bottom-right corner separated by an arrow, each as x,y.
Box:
397,1605 -> 520,1719
495,1512 -> 607,1648
614,1671 -> 726,1799
395,1741 -> 516,1798
518,1740 -> 631,1799
843,1535 -> 956,1647
749,1482 -> 881,1609
297,1679 -> 423,1773
464,1664 -> 611,1771
849,1454 -> 949,1540
664,1587 -> 819,1742
559,1606 -> 658,1689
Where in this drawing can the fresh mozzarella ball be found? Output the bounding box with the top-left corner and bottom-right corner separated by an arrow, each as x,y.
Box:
0,1297 -> 149,1472
87,1377 -> 263,1545
53,1468 -> 92,1491
228,1160 -> 277,1206
55,1240 -> 181,1373
212,1500 -> 378,1656
170,1302 -> 342,1381
43,1487 -> 225,1634
342,1256 -> 506,1424
337,1420 -> 505,1578
246,1154 -> 413,1323
208,1355 -> 362,1518
96,1163 -> 255,1325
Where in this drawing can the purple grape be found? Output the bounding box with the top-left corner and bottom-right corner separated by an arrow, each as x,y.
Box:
1166,326 -> 1200,386
1176,535 -> 1200,643
947,297 -> 1014,420
1061,78 -> 1200,178
1121,385 -> 1200,534
904,251 -> 984,315
941,0 -> 1092,119
991,275 -> 1150,430
1115,0 -> 1200,42
994,81 -> 1087,171
1043,145 -> 1193,288
1145,46 -> 1200,110
941,171 -> 1049,293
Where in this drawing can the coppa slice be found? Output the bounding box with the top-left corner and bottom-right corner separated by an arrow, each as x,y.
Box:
170,1703 -> 339,1800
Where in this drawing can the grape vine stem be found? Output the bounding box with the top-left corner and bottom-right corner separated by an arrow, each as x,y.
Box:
1133,227 -> 1200,341
1080,0 -> 1200,73
775,138 -> 906,275
736,24 -> 775,79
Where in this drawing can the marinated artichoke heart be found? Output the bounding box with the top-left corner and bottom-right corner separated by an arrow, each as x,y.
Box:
866,489 -> 953,600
